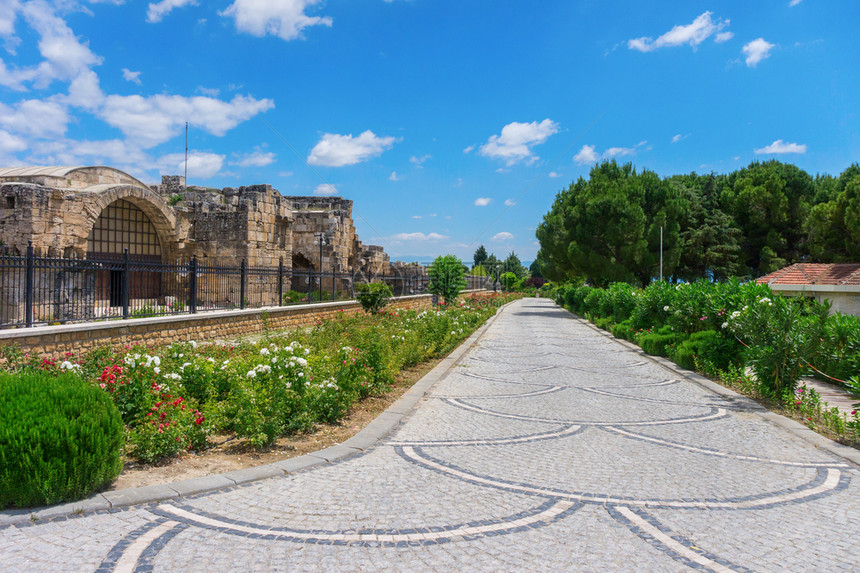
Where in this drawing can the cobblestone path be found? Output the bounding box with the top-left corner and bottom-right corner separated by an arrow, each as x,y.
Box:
3,298 -> 859,572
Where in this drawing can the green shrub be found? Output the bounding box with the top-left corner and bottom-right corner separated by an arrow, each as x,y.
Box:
604,283 -> 637,323
669,330 -> 742,372
727,294 -> 828,397
0,372 -> 124,508
818,312 -> 860,383
355,282 -> 393,314
428,255 -> 467,303
593,316 -> 614,331
610,319 -> 633,341
639,332 -> 676,357
630,280 -> 675,330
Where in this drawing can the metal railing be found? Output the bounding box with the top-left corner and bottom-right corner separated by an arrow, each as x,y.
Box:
0,245 -> 490,329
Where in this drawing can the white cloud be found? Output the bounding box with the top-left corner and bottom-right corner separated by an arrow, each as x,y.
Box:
573,144 -> 599,165
63,69 -> 104,110
234,150 -> 275,167
31,138 -> 152,173
0,129 -> 27,153
313,183 -> 338,196
789,0 -> 803,6
714,31 -> 734,43
479,119 -> 559,165
411,215 -> 421,219
22,1 -> 102,86
474,197 -> 491,206
99,93 -> 274,148
628,11 -> 730,52
754,139 -> 806,155
0,99 -> 69,138
197,86 -> 220,97
307,130 -> 397,167
548,171 -> 560,178
158,151 -> 224,179
147,0 -> 198,24
121,68 -> 141,85
389,171 -> 401,181
0,1 -> 20,40
220,0 -> 332,42
391,232 -> 447,241
504,199 -> 516,207
671,134 -> 686,143
491,232 -> 514,242
463,145 -> 474,154
410,154 -> 431,166
742,38 -> 774,67
604,146 -> 637,158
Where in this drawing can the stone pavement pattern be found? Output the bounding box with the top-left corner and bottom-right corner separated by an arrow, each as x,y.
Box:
3,298 -> 860,572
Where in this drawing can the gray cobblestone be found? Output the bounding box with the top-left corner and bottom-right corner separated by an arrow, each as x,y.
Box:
2,298 -> 859,571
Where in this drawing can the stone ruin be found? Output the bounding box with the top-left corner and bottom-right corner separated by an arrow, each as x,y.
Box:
0,165 -> 410,323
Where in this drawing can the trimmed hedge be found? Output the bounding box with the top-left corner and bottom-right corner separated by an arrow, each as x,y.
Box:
0,372 -> 124,509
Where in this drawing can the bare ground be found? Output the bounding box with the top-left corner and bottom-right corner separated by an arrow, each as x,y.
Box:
110,358 -> 441,491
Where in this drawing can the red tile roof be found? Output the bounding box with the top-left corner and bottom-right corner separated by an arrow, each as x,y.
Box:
757,263 -> 860,286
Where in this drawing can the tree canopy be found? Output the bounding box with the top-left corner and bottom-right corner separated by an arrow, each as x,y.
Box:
536,159 -> 860,286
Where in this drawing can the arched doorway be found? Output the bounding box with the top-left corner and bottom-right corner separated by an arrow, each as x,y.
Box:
87,199 -> 164,306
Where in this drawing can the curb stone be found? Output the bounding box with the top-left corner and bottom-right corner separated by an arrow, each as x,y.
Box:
562,307 -> 860,469
0,298 -> 515,527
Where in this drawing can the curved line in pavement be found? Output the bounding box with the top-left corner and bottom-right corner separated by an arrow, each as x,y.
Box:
388,423 -> 584,447
443,398 -> 729,427
600,426 -> 851,468
434,385 -> 566,400
152,499 -> 580,547
399,446 -> 846,511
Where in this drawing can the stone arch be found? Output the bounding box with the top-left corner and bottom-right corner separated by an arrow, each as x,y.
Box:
83,184 -> 178,259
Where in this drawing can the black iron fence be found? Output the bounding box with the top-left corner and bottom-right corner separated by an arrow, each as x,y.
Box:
0,245 -> 490,329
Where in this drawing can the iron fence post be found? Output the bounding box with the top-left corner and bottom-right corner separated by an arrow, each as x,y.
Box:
189,256 -> 198,314
25,241 -> 33,328
240,258 -> 246,310
278,258 -> 284,307
122,248 -> 130,320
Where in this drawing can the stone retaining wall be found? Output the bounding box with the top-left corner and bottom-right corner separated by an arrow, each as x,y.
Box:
0,294 -> 446,359
0,291 -> 497,358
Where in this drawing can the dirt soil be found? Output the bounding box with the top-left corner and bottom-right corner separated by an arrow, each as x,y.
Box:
110,359 -> 442,491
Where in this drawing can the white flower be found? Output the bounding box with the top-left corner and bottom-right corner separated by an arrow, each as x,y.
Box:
247,370 -> 257,378
207,357 -> 216,363
60,361 -> 80,371
721,322 -> 728,329
189,340 -> 198,348
731,311 -> 741,319
759,297 -> 771,305
663,306 -> 670,312
152,356 -> 161,366
295,357 -> 308,367
272,357 -> 278,364
298,372 -> 304,377
153,367 -> 161,374
260,348 -> 270,355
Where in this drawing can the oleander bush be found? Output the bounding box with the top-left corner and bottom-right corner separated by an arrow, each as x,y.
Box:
0,372 -> 124,509
556,279 -> 859,399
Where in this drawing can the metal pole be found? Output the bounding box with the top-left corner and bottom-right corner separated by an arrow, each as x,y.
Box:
184,122 -> 188,191
25,241 -> 33,328
122,248 -> 130,320
318,238 -> 323,302
278,258 -> 284,306
189,256 -> 198,313
240,258 -> 246,309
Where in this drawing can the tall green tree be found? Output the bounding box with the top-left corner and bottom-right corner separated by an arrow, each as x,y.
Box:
428,255 -> 468,303
722,160 -> 815,276
472,245 -> 488,269
536,161 -> 686,287
503,251 -> 528,279
671,173 -> 742,281
806,165 -> 860,261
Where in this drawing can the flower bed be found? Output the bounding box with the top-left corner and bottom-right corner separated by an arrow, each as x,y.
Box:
0,292 -> 520,467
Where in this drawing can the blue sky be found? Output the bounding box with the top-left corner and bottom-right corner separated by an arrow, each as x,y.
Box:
1,1 -> 858,262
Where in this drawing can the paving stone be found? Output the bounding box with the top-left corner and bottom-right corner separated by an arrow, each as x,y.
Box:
2,298 -> 859,572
